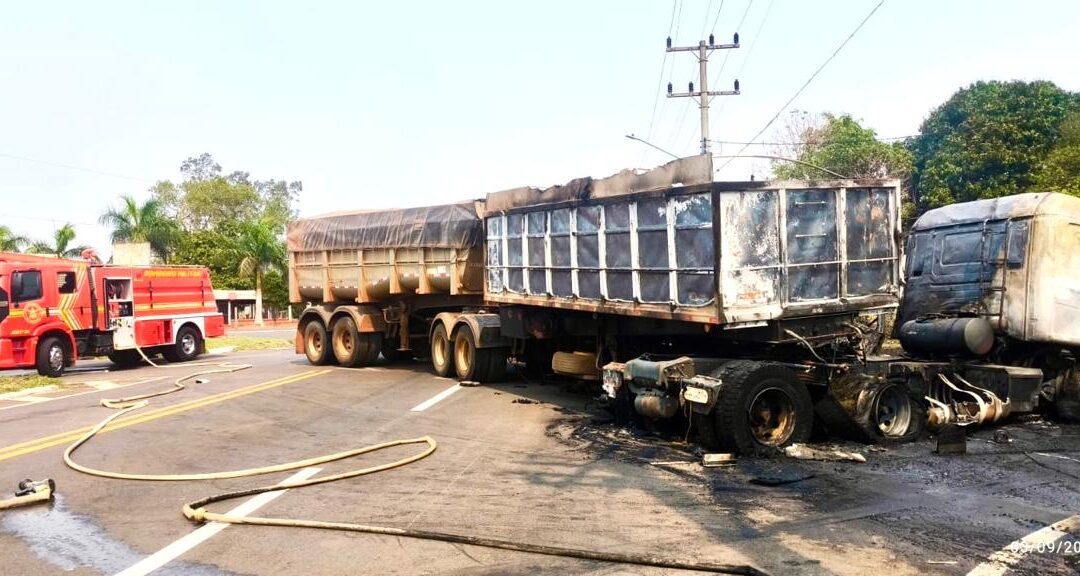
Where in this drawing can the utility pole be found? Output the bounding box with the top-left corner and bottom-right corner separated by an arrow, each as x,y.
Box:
666,33 -> 740,156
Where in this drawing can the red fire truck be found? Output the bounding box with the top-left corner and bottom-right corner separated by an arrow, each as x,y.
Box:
0,252 -> 225,376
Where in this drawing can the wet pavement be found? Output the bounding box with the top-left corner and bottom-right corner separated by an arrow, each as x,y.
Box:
1,350 -> 1077,575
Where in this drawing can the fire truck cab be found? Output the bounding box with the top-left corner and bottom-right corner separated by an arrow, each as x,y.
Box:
0,252 -> 225,376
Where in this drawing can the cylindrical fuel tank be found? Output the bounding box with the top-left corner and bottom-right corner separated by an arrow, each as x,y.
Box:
899,317 -> 995,357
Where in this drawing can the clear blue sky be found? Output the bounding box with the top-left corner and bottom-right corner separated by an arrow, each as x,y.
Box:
2,0 -> 1078,256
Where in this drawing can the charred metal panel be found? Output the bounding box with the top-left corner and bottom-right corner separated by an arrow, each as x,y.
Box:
484,163 -> 900,327
898,192 -> 1080,347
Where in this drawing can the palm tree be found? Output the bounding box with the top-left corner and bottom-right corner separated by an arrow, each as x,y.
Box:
0,226 -> 29,252
29,223 -> 89,258
238,220 -> 286,326
99,194 -> 176,261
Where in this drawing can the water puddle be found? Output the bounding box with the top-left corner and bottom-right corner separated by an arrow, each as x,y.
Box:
2,494 -> 233,575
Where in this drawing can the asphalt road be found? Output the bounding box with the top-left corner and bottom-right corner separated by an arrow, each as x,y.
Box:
1,350 -> 1078,576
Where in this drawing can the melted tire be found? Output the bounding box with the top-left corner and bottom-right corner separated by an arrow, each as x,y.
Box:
710,361 -> 813,456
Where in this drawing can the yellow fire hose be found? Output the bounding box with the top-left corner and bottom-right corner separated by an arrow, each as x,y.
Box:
61,348 -> 764,575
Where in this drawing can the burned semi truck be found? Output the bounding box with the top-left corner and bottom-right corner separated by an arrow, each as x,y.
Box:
289,157 -> 1080,454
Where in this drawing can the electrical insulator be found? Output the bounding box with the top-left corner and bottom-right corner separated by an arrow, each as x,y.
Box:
709,33 -> 714,46
688,81 -> 694,93
666,36 -> 672,49
734,32 -> 740,45
734,79 -> 740,92
667,82 -> 673,95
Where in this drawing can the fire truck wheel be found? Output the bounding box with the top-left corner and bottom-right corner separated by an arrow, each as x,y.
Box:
36,336 -> 68,377
710,361 -> 813,456
164,325 -> 202,363
430,323 -> 453,377
303,321 -> 332,365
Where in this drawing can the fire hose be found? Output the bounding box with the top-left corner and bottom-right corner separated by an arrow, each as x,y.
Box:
61,347 -> 765,575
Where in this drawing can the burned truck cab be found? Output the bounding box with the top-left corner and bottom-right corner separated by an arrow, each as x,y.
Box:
894,192 -> 1080,424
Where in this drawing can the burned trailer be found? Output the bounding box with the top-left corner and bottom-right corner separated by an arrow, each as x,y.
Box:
433,156 -> 907,454
288,202 -> 486,367
891,192 -> 1080,427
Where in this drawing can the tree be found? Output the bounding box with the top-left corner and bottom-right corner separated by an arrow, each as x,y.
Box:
29,223 -> 89,258
237,220 -> 286,326
1034,111 -> 1080,195
911,80 -> 1080,210
99,194 -> 178,261
771,112 -> 913,180
0,226 -> 29,252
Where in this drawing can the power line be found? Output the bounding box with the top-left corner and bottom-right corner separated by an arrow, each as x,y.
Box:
644,0 -> 682,146
671,0 -> 752,153
713,0 -> 772,108
717,0 -> 886,172
708,0 -> 727,35
711,135 -> 916,145
678,0 -> 754,151
0,152 -> 154,183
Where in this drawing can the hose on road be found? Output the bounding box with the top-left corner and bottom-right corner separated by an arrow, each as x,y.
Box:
64,351 -> 766,575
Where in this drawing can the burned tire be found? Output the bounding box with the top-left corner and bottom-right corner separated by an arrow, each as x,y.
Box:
815,378 -> 925,444
36,336 -> 68,377
164,325 -> 202,363
706,361 -> 813,456
453,325 -> 507,383
430,323 -> 453,377
331,316 -> 380,367
303,321 -> 332,365
108,349 -> 143,368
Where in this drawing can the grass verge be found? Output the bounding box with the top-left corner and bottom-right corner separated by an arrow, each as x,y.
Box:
0,374 -> 58,395
206,336 -> 292,352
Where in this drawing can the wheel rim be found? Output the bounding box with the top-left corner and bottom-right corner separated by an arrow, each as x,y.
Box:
48,344 -> 63,371
875,385 -> 913,437
309,330 -> 323,356
454,335 -> 472,374
747,386 -> 797,446
433,331 -> 448,368
335,327 -> 353,356
180,333 -> 197,356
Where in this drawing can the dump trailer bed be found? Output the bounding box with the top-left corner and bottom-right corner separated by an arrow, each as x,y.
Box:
482,156 -> 901,334
288,202 -> 486,368
287,201 -> 486,303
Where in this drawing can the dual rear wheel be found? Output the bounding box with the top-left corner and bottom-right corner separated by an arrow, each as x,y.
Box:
695,361 -> 814,456
430,323 -> 507,382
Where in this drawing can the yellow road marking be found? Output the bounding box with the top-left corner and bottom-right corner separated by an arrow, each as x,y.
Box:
0,368 -> 332,463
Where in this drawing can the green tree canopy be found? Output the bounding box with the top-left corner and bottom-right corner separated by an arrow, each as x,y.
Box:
911,80 -> 1080,210
1033,111 -> 1080,195
29,223 -> 88,258
0,226 -> 29,252
772,113 -> 913,180
151,154 -> 299,313
99,194 -> 178,261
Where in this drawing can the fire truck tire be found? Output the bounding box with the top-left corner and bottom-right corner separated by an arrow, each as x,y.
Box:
430,323 -> 453,377
108,349 -> 143,368
164,325 -> 202,363
709,361 -> 813,456
303,321 -> 332,365
36,336 -> 68,377
331,316 -> 380,367
452,325 -> 507,383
